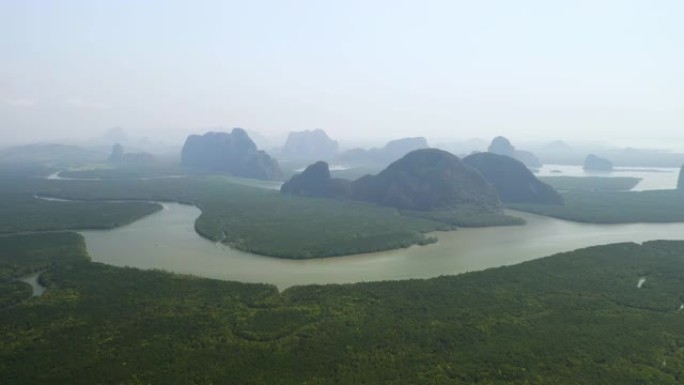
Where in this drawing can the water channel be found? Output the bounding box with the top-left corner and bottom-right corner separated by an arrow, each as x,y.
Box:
80,202 -> 684,290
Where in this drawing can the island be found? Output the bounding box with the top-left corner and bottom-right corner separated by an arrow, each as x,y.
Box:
583,154 -> 614,171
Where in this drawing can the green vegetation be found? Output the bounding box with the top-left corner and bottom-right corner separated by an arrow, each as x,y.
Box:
0,167 -> 162,234
0,143 -> 104,166
540,176 -> 642,191
0,162 -> 56,178
2,159 -> 523,259
0,194 -> 162,234
402,206 -> 525,227
59,163 -> 186,180
0,173 -> 162,234
0,281 -> 31,308
197,194 -> 448,258
0,232 -> 88,308
282,150 -> 522,228
510,189 -> 684,223
2,163 -> 518,258
350,149 -> 504,213
34,176 -> 453,258
3,232 -> 684,383
0,232 -> 89,280
0,167 -> 449,258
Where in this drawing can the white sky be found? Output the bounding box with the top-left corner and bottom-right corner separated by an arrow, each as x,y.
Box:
1,0 -> 683,147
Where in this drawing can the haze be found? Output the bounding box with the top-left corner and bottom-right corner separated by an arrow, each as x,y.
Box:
2,0 -> 683,148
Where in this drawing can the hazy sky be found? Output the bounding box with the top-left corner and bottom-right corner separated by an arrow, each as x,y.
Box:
1,0 -> 683,147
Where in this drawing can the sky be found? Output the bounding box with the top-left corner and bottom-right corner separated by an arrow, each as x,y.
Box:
1,0 -> 683,148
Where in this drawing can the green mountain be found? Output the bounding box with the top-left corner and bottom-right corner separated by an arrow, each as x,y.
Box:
464,152 -> 563,205
280,161 -> 351,199
351,149 -> 502,212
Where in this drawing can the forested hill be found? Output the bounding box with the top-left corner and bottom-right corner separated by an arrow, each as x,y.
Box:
351,148 -> 503,212
463,152 -> 563,204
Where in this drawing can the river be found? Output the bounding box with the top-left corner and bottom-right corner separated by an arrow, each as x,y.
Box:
80,202 -> 684,290
17,271 -> 46,297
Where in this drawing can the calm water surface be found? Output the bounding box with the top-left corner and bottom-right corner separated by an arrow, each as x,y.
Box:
536,164 -> 679,191
81,203 -> 684,290
18,271 -> 46,297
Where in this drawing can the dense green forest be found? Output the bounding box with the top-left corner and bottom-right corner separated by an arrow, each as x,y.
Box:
0,192 -> 162,234
0,166 -> 162,233
58,162 -> 186,180
2,232 -> 684,384
539,176 -> 642,191
0,232 -> 88,308
510,189 -> 684,223
0,232 -> 89,280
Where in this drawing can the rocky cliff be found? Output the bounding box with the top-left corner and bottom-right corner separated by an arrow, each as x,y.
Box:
181,129 -> 283,180
281,129 -> 339,161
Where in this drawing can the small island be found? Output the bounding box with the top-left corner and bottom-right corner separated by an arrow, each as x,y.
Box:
583,154 -> 614,171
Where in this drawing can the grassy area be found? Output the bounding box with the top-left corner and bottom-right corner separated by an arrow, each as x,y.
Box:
510,189 -> 684,223
539,176 -> 642,191
3,232 -> 684,383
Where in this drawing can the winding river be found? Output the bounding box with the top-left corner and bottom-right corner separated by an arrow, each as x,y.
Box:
536,164 -> 680,191
17,271 -> 46,297
39,164 -> 679,290
80,202 -> 684,290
